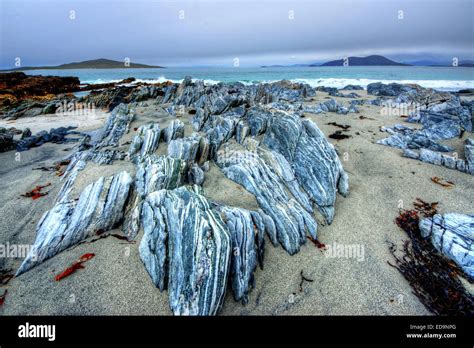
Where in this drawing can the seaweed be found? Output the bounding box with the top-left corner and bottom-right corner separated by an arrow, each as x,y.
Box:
55,253 -> 95,281
329,130 -> 351,140
307,236 -> 327,249
21,183 -> 51,200
326,122 -> 350,130
299,270 -> 314,292
0,289 -> 7,306
431,176 -> 454,188
388,201 -> 474,315
0,268 -> 14,286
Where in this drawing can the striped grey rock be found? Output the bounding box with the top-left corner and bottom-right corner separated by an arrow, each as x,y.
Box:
402,145 -> 474,175
167,133 -> 210,165
262,112 -> 349,223
188,163 -> 205,185
216,145 -> 317,255
259,148 -> 313,212
168,135 -> 200,162
221,207 -> 264,304
235,121 -> 250,144
128,123 -> 161,157
246,107 -> 272,136
139,185 -> 231,315
377,123 -> 456,152
135,155 -> 187,197
123,155 -> 188,240
419,213 -> 474,278
205,116 -> 236,159
16,171 -> 133,275
97,103 -> 135,147
162,120 -> 184,144
192,108 -> 209,131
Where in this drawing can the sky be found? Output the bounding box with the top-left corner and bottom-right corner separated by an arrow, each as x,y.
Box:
0,0 -> 473,68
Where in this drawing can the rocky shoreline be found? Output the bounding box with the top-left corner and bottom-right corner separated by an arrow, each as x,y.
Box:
0,74 -> 472,315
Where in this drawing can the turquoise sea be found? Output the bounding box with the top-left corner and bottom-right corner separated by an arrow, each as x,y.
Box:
20,66 -> 474,91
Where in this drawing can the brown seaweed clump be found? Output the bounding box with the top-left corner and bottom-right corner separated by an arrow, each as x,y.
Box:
388,198 -> 474,315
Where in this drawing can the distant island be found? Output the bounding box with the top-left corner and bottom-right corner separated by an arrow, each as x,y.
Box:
261,55 -> 474,68
315,55 -> 409,67
1,58 -> 164,71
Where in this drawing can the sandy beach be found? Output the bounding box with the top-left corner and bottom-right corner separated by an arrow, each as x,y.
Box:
1,88 -> 472,316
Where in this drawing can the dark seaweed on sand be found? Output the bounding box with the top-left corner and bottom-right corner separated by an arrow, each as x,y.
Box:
388,199 -> 474,315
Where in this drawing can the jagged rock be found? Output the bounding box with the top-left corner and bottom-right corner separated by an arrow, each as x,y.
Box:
128,123 -> 161,157
97,103 -> 135,147
162,120 -> 184,143
220,207 -> 264,304
0,72 -> 80,99
192,108 -> 209,131
205,116 -> 237,158
16,171 -> 133,275
16,126 -> 82,152
135,155 -> 187,197
139,185 -> 231,315
377,124 -> 455,152
188,163 -> 205,185
367,82 -> 418,97
123,154 -> 188,241
302,99 -> 355,115
341,85 -> 364,91
216,144 -> 318,255
166,133 -> 209,165
419,213 -> 474,278
0,132 -> 16,152
402,146 -> 474,175
262,112 -> 349,223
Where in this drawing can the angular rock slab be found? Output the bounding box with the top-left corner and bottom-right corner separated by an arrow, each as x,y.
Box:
139,185 -> 231,315
97,103 -> 135,147
220,207 -> 265,304
263,112 -> 349,223
419,213 -> 474,278
123,155 -> 188,240
216,144 -> 318,255
16,171 -> 133,275
128,123 -> 161,157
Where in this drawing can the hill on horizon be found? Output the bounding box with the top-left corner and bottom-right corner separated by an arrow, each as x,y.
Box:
314,55 -> 410,67
1,58 -> 164,71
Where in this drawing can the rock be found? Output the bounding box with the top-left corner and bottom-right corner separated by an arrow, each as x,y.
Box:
139,185 -> 231,315
367,82 -> 418,97
135,155 -> 187,197
21,127 -> 32,139
16,126 -> 82,152
97,103 -> 135,147
402,147 -> 474,175
128,123 -> 161,157
188,163 -> 205,185
0,72 -> 80,99
377,121 -> 458,153
419,213 -> 474,278
16,171 -> 133,275
162,120 -> 184,143
0,132 -> 16,152
341,84 -> 364,91
216,144 -> 318,255
263,112 -> 349,223
220,207 -> 263,304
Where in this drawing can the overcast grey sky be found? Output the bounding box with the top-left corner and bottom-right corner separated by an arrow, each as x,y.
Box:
0,0 -> 473,68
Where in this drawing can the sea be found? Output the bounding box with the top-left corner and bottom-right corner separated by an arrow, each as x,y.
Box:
20,66 -> 474,91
